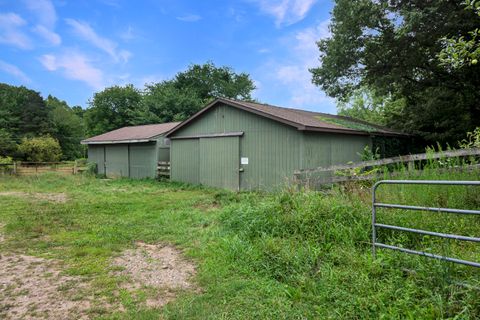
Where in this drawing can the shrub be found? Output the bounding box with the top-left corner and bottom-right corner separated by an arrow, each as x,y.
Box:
17,136 -> 62,162
0,156 -> 13,164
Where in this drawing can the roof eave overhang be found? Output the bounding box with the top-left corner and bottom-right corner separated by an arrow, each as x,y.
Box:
300,126 -> 370,136
81,139 -> 155,145
301,126 -> 410,137
170,131 -> 244,140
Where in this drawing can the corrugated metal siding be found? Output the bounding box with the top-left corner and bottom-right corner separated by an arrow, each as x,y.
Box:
129,143 -> 157,178
302,132 -> 371,169
171,103 -> 302,190
199,136 -> 239,190
157,148 -> 169,162
88,139 -> 167,179
301,132 -> 371,188
105,145 -> 128,177
170,139 -> 200,184
87,145 -> 105,175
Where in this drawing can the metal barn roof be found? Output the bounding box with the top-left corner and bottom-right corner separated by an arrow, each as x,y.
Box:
166,98 -> 407,137
82,122 -> 180,144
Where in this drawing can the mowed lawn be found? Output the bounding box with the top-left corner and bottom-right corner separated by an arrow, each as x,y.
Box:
0,173 -> 480,319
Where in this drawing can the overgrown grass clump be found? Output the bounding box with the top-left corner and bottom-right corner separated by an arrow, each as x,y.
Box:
0,171 -> 479,319
208,181 -> 480,319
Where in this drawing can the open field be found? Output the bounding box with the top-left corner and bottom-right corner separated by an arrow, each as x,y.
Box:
0,172 -> 479,319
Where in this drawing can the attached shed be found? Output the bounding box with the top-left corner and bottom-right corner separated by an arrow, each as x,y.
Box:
82,122 -> 179,178
165,98 -> 407,191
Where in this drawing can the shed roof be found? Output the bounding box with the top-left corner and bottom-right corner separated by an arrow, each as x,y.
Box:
166,98 -> 407,137
82,122 -> 180,144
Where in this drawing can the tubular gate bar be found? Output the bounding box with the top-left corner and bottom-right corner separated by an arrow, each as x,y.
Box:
372,180 -> 480,267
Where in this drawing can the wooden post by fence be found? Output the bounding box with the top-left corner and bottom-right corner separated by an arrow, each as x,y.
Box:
13,162 -> 16,174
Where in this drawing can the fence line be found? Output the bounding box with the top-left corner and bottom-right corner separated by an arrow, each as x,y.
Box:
0,161 -> 87,176
295,148 -> 480,175
294,148 -> 480,186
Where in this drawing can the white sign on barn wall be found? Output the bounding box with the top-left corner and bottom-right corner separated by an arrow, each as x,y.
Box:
241,157 -> 249,165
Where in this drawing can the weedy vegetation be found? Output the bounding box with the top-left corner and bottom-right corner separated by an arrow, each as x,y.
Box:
0,162 -> 479,319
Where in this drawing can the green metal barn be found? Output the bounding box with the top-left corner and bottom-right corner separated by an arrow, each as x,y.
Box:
165,98 -> 406,191
82,122 -> 179,178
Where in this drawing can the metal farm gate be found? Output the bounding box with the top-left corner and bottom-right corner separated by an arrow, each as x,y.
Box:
372,180 -> 480,267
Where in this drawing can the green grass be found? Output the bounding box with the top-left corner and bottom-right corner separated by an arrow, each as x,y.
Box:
0,171 -> 479,319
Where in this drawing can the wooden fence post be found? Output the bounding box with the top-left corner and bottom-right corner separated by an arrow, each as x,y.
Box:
13,162 -> 17,175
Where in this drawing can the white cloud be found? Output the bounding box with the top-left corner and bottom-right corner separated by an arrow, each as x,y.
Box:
0,59 -> 31,83
255,19 -> 334,111
23,0 -> 61,46
274,19 -> 333,108
294,19 -> 330,59
65,18 -> 131,63
33,24 -> 61,45
0,13 -> 32,49
176,14 -> 202,22
39,51 -> 105,89
23,0 -> 57,28
251,0 -> 317,27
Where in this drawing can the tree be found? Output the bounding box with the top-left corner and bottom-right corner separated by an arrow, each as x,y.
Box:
46,96 -> 85,160
17,136 -> 62,162
0,83 -> 52,139
336,87 -> 406,126
310,0 -> 480,144
143,62 -> 256,122
0,129 -> 16,157
71,105 -> 85,118
84,84 -> 146,136
439,0 -> 480,69
143,82 -> 204,123
173,62 -> 256,101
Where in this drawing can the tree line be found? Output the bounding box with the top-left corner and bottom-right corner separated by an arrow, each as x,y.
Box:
2,0 -> 480,163
0,62 -> 256,161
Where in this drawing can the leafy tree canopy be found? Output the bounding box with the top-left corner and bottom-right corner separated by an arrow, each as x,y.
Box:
311,0 -> 480,144
0,83 -> 52,140
143,82 -> 204,123
46,96 -> 86,160
439,0 -> 480,69
173,62 -> 256,101
336,86 -> 407,126
143,62 -> 256,123
84,84 -> 145,136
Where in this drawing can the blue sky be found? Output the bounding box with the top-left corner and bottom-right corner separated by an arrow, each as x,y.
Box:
0,0 -> 336,113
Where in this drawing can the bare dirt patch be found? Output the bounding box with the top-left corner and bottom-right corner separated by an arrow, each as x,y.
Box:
112,242 -> 197,308
0,254 -> 91,319
194,201 -> 221,212
0,192 -> 68,203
